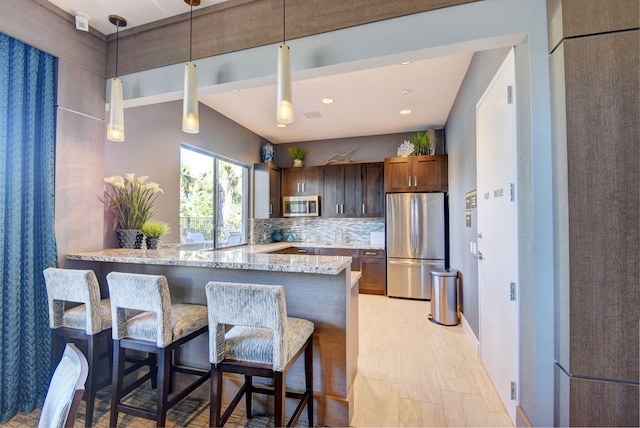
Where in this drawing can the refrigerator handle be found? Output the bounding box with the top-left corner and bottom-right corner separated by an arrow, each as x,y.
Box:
411,195 -> 417,253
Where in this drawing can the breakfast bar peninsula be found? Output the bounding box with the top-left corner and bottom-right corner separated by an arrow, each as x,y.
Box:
66,243 -> 359,427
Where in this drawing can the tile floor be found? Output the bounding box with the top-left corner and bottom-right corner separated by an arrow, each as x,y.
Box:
6,294 -> 511,427
352,294 -> 512,427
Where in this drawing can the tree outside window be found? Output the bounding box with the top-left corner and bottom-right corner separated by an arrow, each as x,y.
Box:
180,146 -> 248,248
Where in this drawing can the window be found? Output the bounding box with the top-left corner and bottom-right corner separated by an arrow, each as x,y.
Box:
180,145 -> 249,248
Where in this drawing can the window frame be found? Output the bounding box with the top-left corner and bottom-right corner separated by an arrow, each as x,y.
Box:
180,144 -> 250,249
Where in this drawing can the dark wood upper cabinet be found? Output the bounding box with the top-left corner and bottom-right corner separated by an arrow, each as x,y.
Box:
281,162 -> 384,218
322,164 -> 362,217
361,162 -> 385,217
282,166 -> 321,196
384,155 -> 448,192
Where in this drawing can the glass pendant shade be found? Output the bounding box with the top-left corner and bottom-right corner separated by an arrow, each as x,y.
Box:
182,62 -> 199,134
276,44 -> 293,124
107,77 -> 125,142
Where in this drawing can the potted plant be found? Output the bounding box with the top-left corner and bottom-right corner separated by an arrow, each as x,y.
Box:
411,129 -> 438,156
103,173 -> 164,248
141,221 -> 171,250
287,147 -> 308,167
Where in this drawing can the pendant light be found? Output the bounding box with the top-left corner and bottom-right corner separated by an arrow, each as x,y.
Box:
107,15 -> 127,142
182,0 -> 200,134
276,0 -> 293,125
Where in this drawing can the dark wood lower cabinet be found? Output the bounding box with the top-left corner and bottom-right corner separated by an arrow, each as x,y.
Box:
316,248 -> 360,271
359,250 -> 386,295
269,247 -> 315,255
306,247 -> 387,295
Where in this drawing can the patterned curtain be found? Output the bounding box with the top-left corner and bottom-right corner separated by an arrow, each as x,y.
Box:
0,33 -> 57,421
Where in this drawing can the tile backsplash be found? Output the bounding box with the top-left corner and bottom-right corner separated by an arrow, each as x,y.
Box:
251,217 -> 385,245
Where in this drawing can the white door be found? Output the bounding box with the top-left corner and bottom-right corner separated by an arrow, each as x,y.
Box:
476,48 -> 519,424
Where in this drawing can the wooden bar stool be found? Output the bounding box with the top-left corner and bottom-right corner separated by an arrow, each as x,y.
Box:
43,268 -> 112,427
106,272 -> 210,427
205,281 -> 314,427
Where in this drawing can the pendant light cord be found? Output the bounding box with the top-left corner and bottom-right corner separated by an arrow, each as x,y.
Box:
282,0 -> 286,45
189,4 -> 193,62
115,25 -> 119,78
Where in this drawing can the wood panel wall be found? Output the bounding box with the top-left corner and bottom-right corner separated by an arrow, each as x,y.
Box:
105,0 -> 478,77
546,0 -> 639,50
548,0 -> 639,425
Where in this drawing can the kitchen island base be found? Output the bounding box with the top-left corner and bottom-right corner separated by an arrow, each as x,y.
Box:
66,254 -> 358,427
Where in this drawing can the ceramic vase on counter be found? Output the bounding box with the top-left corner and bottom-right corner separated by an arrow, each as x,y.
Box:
117,229 -> 144,249
146,237 -> 160,250
271,229 -> 284,242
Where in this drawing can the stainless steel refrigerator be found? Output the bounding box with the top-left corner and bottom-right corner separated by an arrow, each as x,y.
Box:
386,192 -> 445,299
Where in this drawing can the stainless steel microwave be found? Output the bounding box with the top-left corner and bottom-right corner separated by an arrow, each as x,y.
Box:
283,195 -> 319,217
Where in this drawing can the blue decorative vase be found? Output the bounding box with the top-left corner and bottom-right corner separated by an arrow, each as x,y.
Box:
261,143 -> 274,163
271,229 -> 284,242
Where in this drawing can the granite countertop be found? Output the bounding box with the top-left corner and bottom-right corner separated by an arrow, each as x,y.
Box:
66,243 -> 356,275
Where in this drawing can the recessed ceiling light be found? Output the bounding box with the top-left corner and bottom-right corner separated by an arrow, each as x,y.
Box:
321,98 -> 334,104
400,61 -> 413,65
231,89 -> 239,93
401,89 -> 411,95
276,123 -> 286,128
400,109 -> 412,115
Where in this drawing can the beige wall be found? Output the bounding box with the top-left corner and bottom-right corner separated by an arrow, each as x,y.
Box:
273,130 -> 445,168
104,100 -> 265,246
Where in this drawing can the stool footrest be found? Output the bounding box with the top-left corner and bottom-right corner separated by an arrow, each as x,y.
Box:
116,403 -> 157,421
251,384 -> 307,399
172,364 -> 209,377
166,368 -> 210,408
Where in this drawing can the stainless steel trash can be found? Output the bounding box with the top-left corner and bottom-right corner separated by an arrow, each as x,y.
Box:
429,269 -> 459,326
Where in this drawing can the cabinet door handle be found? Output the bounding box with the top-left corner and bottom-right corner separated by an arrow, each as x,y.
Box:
336,204 -> 339,214
297,182 -> 300,193
414,176 -> 417,187
364,251 -> 377,256
302,182 -> 305,193
297,249 -> 309,253
408,176 -> 411,187
341,204 -> 344,214
362,203 -> 365,214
